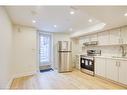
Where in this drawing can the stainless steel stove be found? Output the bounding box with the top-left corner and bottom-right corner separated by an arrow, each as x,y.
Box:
80,50 -> 101,76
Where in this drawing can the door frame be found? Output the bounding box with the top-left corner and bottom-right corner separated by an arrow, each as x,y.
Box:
37,31 -> 53,72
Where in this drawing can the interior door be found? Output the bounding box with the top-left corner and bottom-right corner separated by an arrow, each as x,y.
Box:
39,32 -> 51,67
14,28 -> 37,74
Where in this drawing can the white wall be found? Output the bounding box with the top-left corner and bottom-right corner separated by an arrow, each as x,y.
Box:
0,7 -> 14,89
13,25 -> 37,77
71,38 -> 80,67
52,33 -> 70,69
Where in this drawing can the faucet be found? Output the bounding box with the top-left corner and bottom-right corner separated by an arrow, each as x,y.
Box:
120,45 -> 126,57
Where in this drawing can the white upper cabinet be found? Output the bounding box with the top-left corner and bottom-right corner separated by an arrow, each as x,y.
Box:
79,36 -> 89,45
78,26 -> 127,46
98,31 -> 110,45
90,34 -> 98,42
118,60 -> 127,85
109,28 -> 121,45
84,35 -> 90,42
79,38 -> 84,45
121,26 -> 127,44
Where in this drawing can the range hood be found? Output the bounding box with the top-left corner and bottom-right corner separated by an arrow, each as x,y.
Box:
83,41 -> 98,46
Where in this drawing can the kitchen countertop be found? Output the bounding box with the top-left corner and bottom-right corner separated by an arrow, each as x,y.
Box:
94,56 -> 127,61
76,53 -> 127,61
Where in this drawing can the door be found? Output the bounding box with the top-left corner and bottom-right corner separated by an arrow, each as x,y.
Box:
106,59 -> 118,81
14,27 -> 37,74
39,32 -> 52,67
118,60 -> 127,85
95,57 -> 106,77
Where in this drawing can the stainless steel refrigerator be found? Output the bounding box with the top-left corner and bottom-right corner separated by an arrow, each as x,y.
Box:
58,41 -> 72,73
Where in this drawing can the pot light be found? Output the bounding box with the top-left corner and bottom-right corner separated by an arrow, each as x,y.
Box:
69,28 -> 73,31
70,11 -> 75,15
88,19 -> 92,22
32,20 -> 36,23
54,25 -> 57,28
124,13 -> 127,16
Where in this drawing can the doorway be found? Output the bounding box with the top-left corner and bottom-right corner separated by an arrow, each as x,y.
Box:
38,32 -> 53,72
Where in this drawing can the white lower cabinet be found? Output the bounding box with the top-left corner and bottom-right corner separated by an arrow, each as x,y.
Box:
95,57 -> 127,85
118,60 -> 127,85
95,57 -> 106,77
106,59 -> 118,81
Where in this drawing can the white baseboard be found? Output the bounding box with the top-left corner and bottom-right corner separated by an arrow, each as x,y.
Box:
6,70 -> 37,89
6,75 -> 15,89
14,70 -> 37,79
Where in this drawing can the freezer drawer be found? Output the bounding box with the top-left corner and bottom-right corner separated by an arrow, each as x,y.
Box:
58,52 -> 72,72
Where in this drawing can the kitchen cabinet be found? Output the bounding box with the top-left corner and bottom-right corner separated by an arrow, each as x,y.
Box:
106,59 -> 127,85
95,57 -> 106,77
79,38 -> 84,45
90,34 -> 98,42
95,57 -> 127,85
106,59 -> 118,81
109,28 -> 121,45
84,35 -> 90,42
98,31 -> 109,45
118,60 -> 127,85
79,34 -> 97,43
79,36 -> 89,45
121,26 -> 127,44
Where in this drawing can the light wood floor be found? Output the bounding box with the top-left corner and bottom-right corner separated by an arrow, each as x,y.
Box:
10,70 -> 126,89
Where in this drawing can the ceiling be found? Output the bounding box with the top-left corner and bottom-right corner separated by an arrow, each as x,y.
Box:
5,6 -> 127,33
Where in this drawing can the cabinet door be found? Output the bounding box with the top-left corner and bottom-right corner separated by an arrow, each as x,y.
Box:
106,59 -> 118,81
95,58 -> 106,77
90,34 -> 98,41
79,38 -> 84,45
84,35 -> 90,42
79,36 -> 90,44
121,26 -> 127,44
109,29 -> 121,45
118,60 -> 127,85
98,31 -> 109,45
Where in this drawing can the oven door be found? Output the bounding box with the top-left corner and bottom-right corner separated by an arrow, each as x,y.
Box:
80,57 -> 94,71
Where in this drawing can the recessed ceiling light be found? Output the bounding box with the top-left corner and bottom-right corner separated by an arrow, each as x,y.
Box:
124,13 -> 127,16
70,11 -> 75,15
32,20 -> 36,23
54,25 -> 57,28
69,28 -> 73,31
88,19 -> 92,22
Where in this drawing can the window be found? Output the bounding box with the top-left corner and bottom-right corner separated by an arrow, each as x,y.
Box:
39,33 -> 51,65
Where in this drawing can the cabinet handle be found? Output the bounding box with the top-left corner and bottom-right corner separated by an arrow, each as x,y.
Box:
119,39 -> 121,43
116,62 -> 117,66
119,62 -> 120,67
